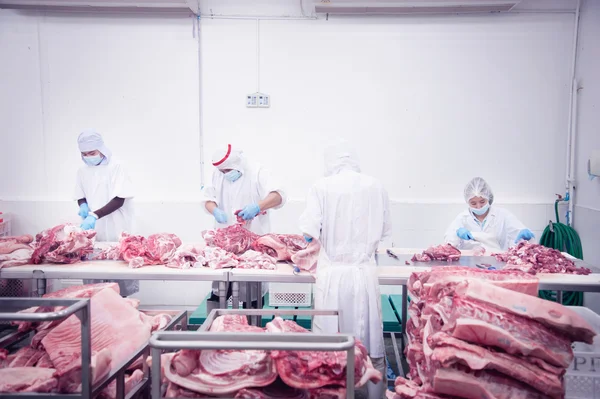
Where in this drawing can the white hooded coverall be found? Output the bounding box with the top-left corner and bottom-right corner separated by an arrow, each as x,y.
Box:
299,140 -> 391,398
200,145 -> 287,301
74,130 -> 138,296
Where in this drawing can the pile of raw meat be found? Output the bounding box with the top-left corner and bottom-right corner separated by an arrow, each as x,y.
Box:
411,244 -> 461,263
493,242 -> 591,275
0,283 -> 174,396
389,267 -> 596,399
202,224 -> 320,273
31,224 -> 96,265
0,234 -> 34,269
157,315 -> 381,398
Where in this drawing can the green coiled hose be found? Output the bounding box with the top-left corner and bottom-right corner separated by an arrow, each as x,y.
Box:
538,199 -> 584,306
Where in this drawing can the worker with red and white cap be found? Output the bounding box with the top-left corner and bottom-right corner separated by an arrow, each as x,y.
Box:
201,144 -> 286,309
201,144 -> 286,232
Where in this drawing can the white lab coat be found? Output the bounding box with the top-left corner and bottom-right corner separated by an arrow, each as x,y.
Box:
74,158 -> 138,296
201,159 -> 286,301
444,206 -> 526,253
299,168 -> 392,359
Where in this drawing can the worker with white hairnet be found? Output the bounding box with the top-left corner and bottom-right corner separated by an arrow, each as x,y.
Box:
201,144 -> 286,310
444,177 -> 534,253
74,129 -> 138,296
299,140 -> 391,399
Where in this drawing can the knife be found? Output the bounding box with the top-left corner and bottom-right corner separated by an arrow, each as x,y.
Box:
386,249 -> 399,260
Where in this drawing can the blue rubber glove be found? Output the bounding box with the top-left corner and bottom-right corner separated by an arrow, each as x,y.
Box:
238,204 -> 260,221
303,234 -> 313,243
457,227 -> 473,241
515,228 -> 535,243
80,215 -> 97,230
78,203 -> 90,219
213,208 -> 228,224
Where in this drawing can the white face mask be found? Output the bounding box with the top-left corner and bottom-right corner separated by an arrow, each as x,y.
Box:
224,170 -> 242,182
470,203 -> 490,216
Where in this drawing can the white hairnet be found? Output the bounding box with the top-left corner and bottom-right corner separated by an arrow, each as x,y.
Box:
211,144 -> 245,172
324,139 -> 361,177
77,129 -> 112,163
464,177 -> 494,204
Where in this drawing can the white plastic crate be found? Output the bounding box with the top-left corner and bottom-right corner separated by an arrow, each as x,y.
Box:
0,214 -> 11,238
268,283 -> 312,307
565,306 -> 600,398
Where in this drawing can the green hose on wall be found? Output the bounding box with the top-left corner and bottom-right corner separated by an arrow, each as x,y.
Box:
538,197 -> 584,306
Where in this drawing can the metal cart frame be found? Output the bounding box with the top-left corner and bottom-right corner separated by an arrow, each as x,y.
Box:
0,298 -> 188,399
150,308 -> 360,399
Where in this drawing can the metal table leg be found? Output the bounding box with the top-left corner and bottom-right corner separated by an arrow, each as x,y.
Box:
232,282 -> 240,310
33,270 -> 47,296
218,281 -> 227,309
557,290 -> 564,304
257,282 -> 263,327
246,282 -> 253,324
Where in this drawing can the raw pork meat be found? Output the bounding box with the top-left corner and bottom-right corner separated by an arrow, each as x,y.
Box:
0,367 -> 58,393
202,224 -> 259,254
99,369 -> 144,399
411,244 -> 461,263
166,245 -> 206,269
238,250 -> 277,270
251,234 -> 306,261
265,317 -> 382,389
403,268 -> 597,399
0,234 -> 33,254
203,246 -> 240,269
408,266 -> 540,302
7,347 -> 46,368
493,242 -> 591,275
14,282 -> 120,333
119,232 -> 182,268
0,248 -> 34,269
162,316 -> 276,395
31,224 -> 96,264
41,288 -> 152,392
291,240 -> 320,273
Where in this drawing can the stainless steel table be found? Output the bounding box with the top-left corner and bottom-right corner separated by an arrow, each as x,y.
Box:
0,261 -> 231,308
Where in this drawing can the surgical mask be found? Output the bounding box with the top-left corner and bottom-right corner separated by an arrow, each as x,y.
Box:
83,155 -> 103,166
470,203 -> 490,216
224,170 -> 242,182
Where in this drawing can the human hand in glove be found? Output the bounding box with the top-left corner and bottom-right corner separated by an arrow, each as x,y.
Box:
303,234 -> 313,243
515,229 -> 534,243
80,214 -> 97,230
213,208 -> 228,224
78,203 -> 90,219
238,204 -> 261,221
457,227 -> 473,241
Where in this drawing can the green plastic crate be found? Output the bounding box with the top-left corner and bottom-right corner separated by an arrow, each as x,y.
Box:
389,294 -> 405,323
382,295 -> 401,332
188,294 -> 211,325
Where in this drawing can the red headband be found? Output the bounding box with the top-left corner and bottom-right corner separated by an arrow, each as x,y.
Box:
213,144 -> 232,167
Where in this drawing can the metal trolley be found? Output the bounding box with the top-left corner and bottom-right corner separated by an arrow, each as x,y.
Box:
150,308 -> 359,399
0,297 -> 187,399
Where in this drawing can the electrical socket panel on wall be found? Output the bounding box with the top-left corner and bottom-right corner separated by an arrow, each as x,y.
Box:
246,92 -> 270,108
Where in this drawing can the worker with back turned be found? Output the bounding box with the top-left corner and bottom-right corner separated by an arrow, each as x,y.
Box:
444,177 -> 535,253
299,139 -> 391,398
75,129 -> 138,297
201,144 -> 286,312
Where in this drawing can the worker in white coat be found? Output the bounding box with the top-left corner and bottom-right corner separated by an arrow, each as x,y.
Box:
444,177 -> 535,253
299,140 -> 391,399
74,129 -> 138,296
201,144 -> 286,310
